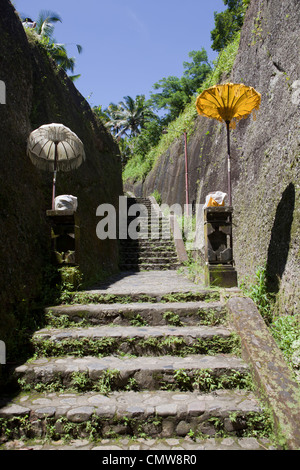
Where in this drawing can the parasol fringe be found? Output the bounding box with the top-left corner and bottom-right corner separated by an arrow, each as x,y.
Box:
27,150 -> 85,172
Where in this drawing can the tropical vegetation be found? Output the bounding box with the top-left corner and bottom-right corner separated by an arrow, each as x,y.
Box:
122,31 -> 241,183
20,10 -> 82,80
210,0 -> 250,52
91,0 -> 249,182
150,48 -> 212,125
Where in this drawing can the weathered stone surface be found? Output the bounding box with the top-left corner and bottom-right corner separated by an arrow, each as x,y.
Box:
0,0 -> 122,350
227,296 -> 300,450
14,354 -> 249,391
34,407 -> 56,418
125,0 -> 300,316
66,406 -> 95,423
88,270 -> 217,295
0,404 -> 30,418
0,436 -> 275,451
0,270 -> 280,449
45,300 -> 225,326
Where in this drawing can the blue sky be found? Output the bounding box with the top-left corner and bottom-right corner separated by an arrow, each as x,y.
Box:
13,0 -> 226,109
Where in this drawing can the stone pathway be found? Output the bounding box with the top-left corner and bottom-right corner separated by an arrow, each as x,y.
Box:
0,224 -> 276,451
87,270 -> 206,295
0,269 -> 275,450
3,436 -> 273,451
118,197 -> 181,271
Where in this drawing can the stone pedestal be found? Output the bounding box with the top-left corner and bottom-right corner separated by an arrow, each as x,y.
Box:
204,207 -> 237,288
46,210 -> 80,265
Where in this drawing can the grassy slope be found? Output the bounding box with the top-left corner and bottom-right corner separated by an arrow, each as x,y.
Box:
123,33 -> 241,183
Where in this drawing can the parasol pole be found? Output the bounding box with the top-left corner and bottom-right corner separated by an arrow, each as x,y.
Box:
184,131 -> 189,216
52,141 -> 59,210
226,121 -> 232,206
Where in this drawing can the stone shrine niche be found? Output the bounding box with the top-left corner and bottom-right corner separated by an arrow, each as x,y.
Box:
204,207 -> 237,287
46,210 -> 80,266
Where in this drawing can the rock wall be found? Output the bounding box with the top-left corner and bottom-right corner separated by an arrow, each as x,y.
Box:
0,1 -> 123,353
126,0 -> 300,314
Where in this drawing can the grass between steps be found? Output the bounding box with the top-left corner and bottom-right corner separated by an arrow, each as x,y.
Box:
29,332 -> 241,359
17,366 -> 251,395
0,406 -> 274,444
44,305 -> 226,329
53,286 -> 221,306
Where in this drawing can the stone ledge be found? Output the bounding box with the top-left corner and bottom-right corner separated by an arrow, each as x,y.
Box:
1,436 -> 275,451
227,296 -> 300,450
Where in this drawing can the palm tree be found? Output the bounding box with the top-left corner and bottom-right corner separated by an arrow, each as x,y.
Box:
103,103 -> 125,138
105,95 -> 158,139
21,10 -> 82,77
34,10 -> 62,37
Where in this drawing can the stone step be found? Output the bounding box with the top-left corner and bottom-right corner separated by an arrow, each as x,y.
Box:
120,239 -> 175,246
119,251 -> 177,258
126,235 -> 173,242
120,253 -> 179,265
31,324 -> 237,357
132,235 -> 172,241
15,354 -> 248,392
0,436 -> 275,450
133,217 -> 170,223
136,225 -> 171,230
121,222 -> 171,229
119,245 -> 176,253
128,199 -> 152,205
82,291 -> 221,304
119,264 -> 181,271
120,246 -> 177,256
121,246 -> 176,253
45,301 -> 226,326
135,220 -> 170,225
120,257 -> 179,265
120,254 -> 178,261
0,389 -> 267,441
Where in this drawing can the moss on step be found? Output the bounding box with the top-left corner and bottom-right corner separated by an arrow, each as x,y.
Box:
51,290 -> 220,306
30,332 -> 240,359
0,406 -> 273,443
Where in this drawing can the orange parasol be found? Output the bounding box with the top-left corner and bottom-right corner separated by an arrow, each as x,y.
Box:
195,83 -> 261,205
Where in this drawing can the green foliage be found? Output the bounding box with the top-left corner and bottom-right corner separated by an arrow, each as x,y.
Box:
240,266 -> 275,324
130,314 -> 148,327
129,119 -> 163,161
240,266 -> 300,382
122,33 -> 241,183
21,9 -> 82,77
211,0 -> 249,52
122,98 -> 197,182
150,48 -> 212,124
163,310 -> 183,327
178,256 -> 204,285
198,32 -> 241,91
270,315 -> 300,377
93,369 -> 120,395
104,95 -> 158,139
170,368 -> 252,392
150,189 -> 162,205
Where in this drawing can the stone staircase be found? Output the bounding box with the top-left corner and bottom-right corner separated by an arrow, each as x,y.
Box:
0,271 -> 275,450
119,197 -> 181,271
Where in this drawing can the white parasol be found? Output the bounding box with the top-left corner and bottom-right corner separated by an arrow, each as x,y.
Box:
27,123 -> 85,209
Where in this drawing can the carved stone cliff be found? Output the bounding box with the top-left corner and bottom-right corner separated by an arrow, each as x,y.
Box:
125,0 -> 300,314
0,1 -> 123,351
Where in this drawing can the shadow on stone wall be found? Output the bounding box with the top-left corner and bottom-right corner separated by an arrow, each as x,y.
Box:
266,183 -> 295,294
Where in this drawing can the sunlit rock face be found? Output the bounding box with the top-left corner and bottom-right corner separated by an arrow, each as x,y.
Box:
125,0 -> 299,315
